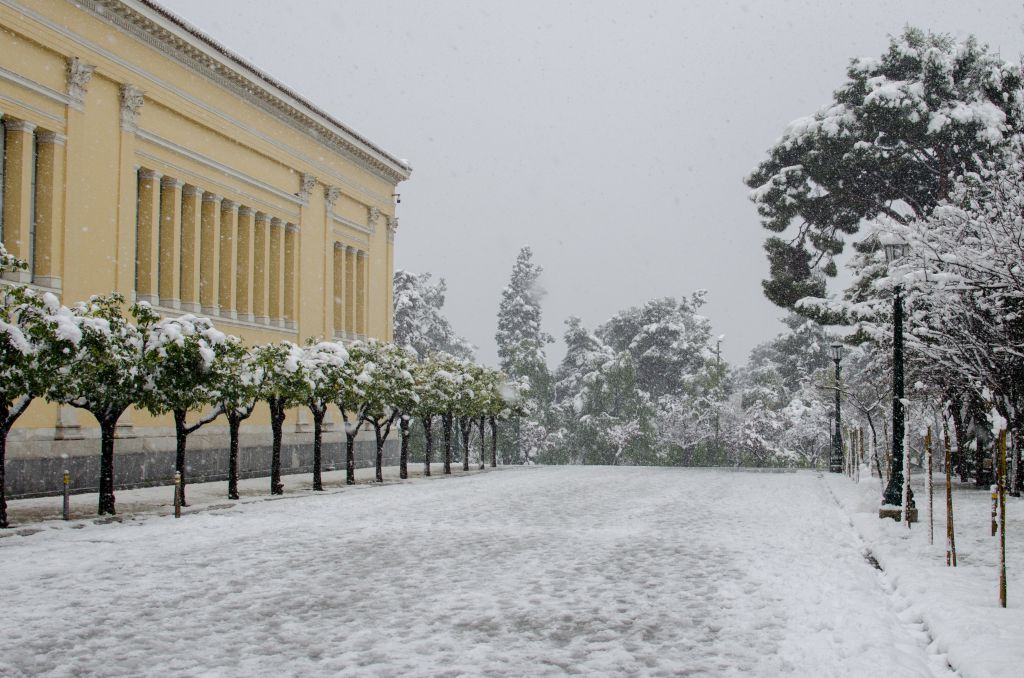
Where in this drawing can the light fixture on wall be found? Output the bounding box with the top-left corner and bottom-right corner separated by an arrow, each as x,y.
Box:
392,193 -> 401,204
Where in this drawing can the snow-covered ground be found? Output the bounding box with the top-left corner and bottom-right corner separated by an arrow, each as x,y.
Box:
827,470 -> 1023,678
1,466 -> 993,676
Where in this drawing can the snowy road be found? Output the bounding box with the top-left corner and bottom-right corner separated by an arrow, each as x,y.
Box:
1,467 -> 951,677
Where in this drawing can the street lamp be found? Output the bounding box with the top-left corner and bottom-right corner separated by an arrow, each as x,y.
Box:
881,242 -> 916,520
829,342 -> 844,473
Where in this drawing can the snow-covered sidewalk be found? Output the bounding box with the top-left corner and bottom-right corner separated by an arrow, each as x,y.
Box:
826,470 -> 1023,678
0,466 -> 965,676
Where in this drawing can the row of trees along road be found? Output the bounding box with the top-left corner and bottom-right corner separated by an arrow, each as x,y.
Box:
746,27 -> 1024,496
0,247 -> 519,527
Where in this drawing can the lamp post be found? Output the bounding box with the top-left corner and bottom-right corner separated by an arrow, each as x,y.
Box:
829,342 -> 844,473
881,242 -> 915,519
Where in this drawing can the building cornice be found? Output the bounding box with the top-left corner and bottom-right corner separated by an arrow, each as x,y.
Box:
76,0 -> 412,186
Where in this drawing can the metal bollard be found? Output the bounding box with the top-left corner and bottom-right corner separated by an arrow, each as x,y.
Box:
62,469 -> 71,521
174,471 -> 182,519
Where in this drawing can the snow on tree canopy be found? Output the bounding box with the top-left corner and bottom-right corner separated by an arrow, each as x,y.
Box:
746,27 -> 1024,312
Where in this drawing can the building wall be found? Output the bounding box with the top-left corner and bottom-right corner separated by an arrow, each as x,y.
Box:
0,0 -> 410,495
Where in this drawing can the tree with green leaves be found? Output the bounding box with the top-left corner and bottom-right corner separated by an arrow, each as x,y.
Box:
50,295 -> 155,515
334,341 -> 374,485
746,27 -> 1023,313
254,342 -> 306,495
212,337 -> 261,500
141,314 -> 228,505
297,340 -> 348,491
356,339 -> 418,482
0,247 -> 81,527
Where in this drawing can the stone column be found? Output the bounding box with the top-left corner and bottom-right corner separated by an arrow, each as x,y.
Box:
179,184 -> 203,313
253,212 -> 270,324
345,246 -> 357,338
356,250 -> 368,337
135,168 -> 162,306
332,242 -> 345,337
284,223 -> 298,330
32,131 -> 66,290
236,206 -> 254,322
269,217 -> 284,326
218,199 -> 238,319
158,176 -> 183,308
2,119 -> 36,282
200,192 -> 221,316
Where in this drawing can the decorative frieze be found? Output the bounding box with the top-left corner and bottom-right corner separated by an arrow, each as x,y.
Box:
66,57 -> 95,110
120,84 -> 145,132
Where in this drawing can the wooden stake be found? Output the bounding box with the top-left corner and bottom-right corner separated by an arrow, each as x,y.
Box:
926,427 -> 934,545
174,471 -> 182,519
997,429 -> 1007,608
62,469 -> 71,521
943,419 -> 956,566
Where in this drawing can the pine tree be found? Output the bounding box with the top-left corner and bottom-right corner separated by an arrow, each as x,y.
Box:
495,246 -> 554,462
746,28 -> 1023,312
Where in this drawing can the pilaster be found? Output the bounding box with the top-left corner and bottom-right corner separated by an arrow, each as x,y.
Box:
284,223 -> 298,330
135,168 -> 162,306
179,184 -> 203,313
269,217 -> 284,326
236,206 -> 255,322
253,212 -> 270,324
32,131 -> 67,290
356,249 -> 368,338
158,177 -> 184,308
332,241 -> 345,337
200,192 -> 221,316
2,119 -> 36,283
218,199 -> 239,319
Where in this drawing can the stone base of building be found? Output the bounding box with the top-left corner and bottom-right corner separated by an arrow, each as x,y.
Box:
4,427 -> 398,499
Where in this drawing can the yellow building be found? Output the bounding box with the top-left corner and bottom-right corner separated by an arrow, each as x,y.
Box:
1,0 -> 411,496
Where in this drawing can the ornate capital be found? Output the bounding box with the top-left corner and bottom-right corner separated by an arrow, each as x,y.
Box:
367,206 -> 381,226
298,173 -> 317,202
285,223 -> 300,234
120,84 -> 145,132
324,185 -> 342,210
37,131 -> 67,146
66,57 -> 95,109
386,216 -> 398,242
221,199 -> 239,212
333,241 -> 345,251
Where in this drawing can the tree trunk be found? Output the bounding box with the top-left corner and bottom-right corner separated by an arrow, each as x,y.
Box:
1010,418 -> 1022,498
269,398 -> 285,495
460,417 -> 472,472
0,423 -> 8,528
312,405 -> 325,492
373,422 -> 384,482
228,415 -> 241,500
400,417 -> 410,480
344,432 -> 356,485
949,397 -> 969,483
98,415 -> 118,515
443,413 -> 453,475
478,416 -> 486,470
173,409 -> 190,506
489,416 -> 497,468
423,416 -> 434,477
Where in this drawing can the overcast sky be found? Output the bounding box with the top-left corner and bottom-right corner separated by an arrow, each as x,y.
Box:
161,0 -> 1023,366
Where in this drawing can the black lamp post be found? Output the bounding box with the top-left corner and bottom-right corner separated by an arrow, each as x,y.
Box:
829,342 -> 844,473
881,242 -> 913,513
